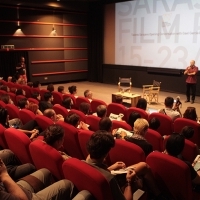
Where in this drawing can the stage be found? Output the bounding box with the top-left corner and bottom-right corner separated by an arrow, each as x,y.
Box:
41,81 -> 200,119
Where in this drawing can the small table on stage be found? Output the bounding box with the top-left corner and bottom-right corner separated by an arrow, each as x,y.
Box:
112,92 -> 141,107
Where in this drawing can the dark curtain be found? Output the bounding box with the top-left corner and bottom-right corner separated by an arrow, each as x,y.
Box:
87,2 -> 104,82
0,51 -> 29,81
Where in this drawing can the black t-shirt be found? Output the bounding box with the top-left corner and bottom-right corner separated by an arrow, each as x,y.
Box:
39,101 -> 53,113
17,62 -> 26,75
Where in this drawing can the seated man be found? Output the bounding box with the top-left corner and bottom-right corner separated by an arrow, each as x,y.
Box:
95,105 -> 107,118
0,159 -> 75,200
99,117 -> 112,132
18,98 -> 29,109
86,130 -> 168,200
39,92 -> 53,113
84,90 -> 93,102
159,96 -> 181,121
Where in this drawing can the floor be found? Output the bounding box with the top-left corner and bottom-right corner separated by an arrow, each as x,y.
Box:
41,81 -> 200,119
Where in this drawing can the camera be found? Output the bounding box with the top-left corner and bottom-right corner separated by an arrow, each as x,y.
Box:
174,96 -> 182,109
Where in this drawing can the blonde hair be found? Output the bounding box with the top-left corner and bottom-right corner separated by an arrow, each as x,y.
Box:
134,118 -> 149,135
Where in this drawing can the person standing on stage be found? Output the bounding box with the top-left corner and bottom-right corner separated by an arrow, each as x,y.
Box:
184,60 -> 198,104
16,56 -> 27,84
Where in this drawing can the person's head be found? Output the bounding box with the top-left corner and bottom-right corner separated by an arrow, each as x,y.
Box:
7,76 -> 12,82
149,117 -> 160,131
43,109 -> 57,122
165,133 -> 185,157
136,98 -> 147,110
47,84 -> 54,92
128,112 -> 141,127
87,130 -> 115,160
27,82 -> 33,88
68,85 -> 77,95
190,60 -> 195,67
11,76 -> 17,83
0,85 -> 9,92
164,97 -> 174,108
0,107 -> 9,127
16,88 -> 25,96
180,126 -> 194,139
43,92 -> 53,102
43,124 -> 64,150
96,105 -> 107,118
133,118 -> 149,136
62,97 -> 72,109
33,81 -> 41,88
79,102 -> 90,115
20,56 -> 25,63
65,113 -> 80,127
58,86 -> 65,94
27,103 -> 39,114
99,117 -> 112,132
183,107 -> 198,121
115,95 -> 123,104
32,92 -> 41,101
18,98 -> 29,109
84,90 -> 93,99
0,94 -> 12,104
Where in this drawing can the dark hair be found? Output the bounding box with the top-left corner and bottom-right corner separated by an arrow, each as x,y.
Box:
165,97 -> 174,108
136,98 -> 147,110
43,92 -> 52,101
0,85 -> 8,92
0,107 -> 8,127
99,117 -> 112,132
47,84 -> 54,92
68,85 -> 77,94
43,124 -> 64,147
165,133 -> 185,157
18,98 -> 28,109
65,113 -> 80,127
27,82 -> 33,87
180,126 -> 194,139
128,112 -> 141,127
183,107 -> 198,121
149,117 -> 160,130
115,95 -> 123,104
58,86 -> 64,93
96,105 -> 107,118
33,81 -> 40,88
79,102 -> 90,115
32,92 -> 40,100
0,94 -> 10,104
62,97 -> 72,109
87,130 -> 115,159
16,89 -> 24,96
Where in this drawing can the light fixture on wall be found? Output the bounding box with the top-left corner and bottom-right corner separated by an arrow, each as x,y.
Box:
14,7 -> 24,36
50,10 -> 57,36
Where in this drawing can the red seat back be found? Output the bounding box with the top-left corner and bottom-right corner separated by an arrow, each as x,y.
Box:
6,82 -> 16,90
5,104 -> 19,119
53,105 -> 68,118
28,98 -> 39,105
40,89 -> 49,101
63,94 -> 77,109
174,118 -> 200,147
86,115 -> 101,131
19,109 -> 36,125
149,113 -> 173,136
107,103 -> 126,120
0,90 -> 7,95
22,85 -> 32,98
35,115 -> 54,131
76,97 -> 91,110
109,139 -> 145,166
52,91 -> 63,105
91,99 -> 107,113
0,100 -> 6,108
146,152 -> 193,200
5,128 -> 33,164
62,158 -> 113,200
145,129 -> 164,151
31,88 -> 40,95
16,95 -> 26,105
29,139 -> 64,180
69,109 -> 86,122
126,107 -> 148,121
0,124 -> 8,149
7,92 -> 17,106
78,129 -> 94,158
56,121 -> 84,159
111,120 -> 132,131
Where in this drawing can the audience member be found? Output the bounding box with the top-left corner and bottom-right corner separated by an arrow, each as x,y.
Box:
0,149 -> 35,180
124,118 -> 153,156
58,86 -> 67,95
180,126 -> 194,139
86,130 -> 168,200
62,97 -> 72,110
84,90 -> 93,102
99,117 -> 112,132
39,92 -> 53,113
27,102 -> 43,115
32,92 -> 41,101
0,94 -> 13,104
43,109 -> 64,123
164,134 -> 200,185
27,82 -> 33,88
149,117 -> 160,131
127,112 -> 141,127
136,98 -> 149,114
96,105 -> 107,118
79,102 -> 90,115
0,85 -> 9,92
68,85 -> 77,97
33,81 -> 41,88
115,94 -> 123,104
47,83 -> 54,92
0,160 -> 75,200
18,98 -> 29,109
16,88 -> 26,96
183,107 -> 198,122
159,97 -> 181,121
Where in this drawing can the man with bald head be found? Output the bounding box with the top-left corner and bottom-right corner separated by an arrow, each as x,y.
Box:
184,60 -> 198,104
